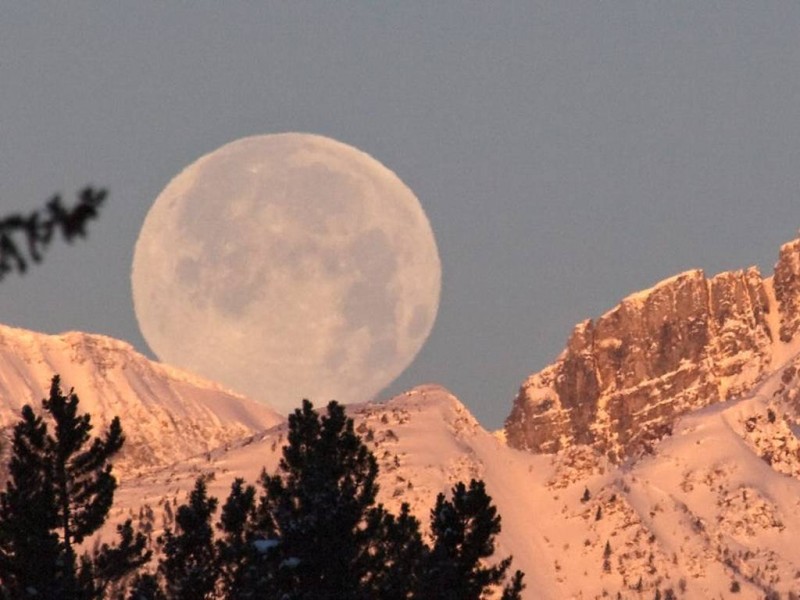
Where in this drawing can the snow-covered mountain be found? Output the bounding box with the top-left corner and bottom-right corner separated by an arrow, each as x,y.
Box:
109,378 -> 800,599
3,330 -> 800,598
506,237 -> 800,462
4,235 -> 800,598
0,324 -> 283,476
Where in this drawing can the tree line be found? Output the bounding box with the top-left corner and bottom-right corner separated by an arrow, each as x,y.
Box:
0,377 -> 525,599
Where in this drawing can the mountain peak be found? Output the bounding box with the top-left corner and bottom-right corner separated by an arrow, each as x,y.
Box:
0,323 -> 283,476
615,268 -> 705,309
506,233 -> 800,461
390,383 -> 461,407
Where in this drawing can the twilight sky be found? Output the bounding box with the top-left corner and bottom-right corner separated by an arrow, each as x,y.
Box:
2,3 -> 799,429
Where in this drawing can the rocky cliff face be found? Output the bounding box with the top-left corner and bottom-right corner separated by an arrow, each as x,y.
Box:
774,238 -> 800,343
506,236 -> 800,461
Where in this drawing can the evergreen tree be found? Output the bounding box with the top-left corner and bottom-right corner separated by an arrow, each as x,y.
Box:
215,478 -> 259,596
125,573 -> 167,600
182,400 -> 426,599
0,403 -> 62,597
0,375 -> 143,599
244,399 -> 382,599
603,540 -> 612,573
362,503 -> 427,600
421,479 -> 516,600
501,570 -> 526,600
158,479 -> 219,599
77,520 -> 151,598
149,400 -> 525,600
45,376 -> 125,588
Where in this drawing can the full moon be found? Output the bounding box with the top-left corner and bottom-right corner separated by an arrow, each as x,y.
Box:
131,133 -> 441,414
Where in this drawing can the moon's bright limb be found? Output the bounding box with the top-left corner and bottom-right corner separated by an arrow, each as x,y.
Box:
132,133 -> 441,414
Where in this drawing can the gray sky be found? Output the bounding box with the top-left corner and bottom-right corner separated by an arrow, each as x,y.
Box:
2,3 -> 799,429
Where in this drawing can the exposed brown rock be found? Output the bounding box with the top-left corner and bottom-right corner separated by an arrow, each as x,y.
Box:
506,237 -> 800,461
774,238 -> 800,343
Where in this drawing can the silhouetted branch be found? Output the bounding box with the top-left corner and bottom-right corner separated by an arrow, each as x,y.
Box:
0,187 -> 106,281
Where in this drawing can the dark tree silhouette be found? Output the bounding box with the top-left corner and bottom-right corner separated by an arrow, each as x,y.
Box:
158,479 -> 220,599
0,186 -> 106,281
257,399 -> 381,599
0,395 -> 62,596
0,375 -> 148,599
502,570 -> 526,600
422,479 -> 523,600
142,400 -> 524,600
362,502 -> 427,599
79,519 -> 152,598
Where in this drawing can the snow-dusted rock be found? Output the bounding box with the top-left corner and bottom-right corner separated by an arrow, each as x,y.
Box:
506,235 -> 800,461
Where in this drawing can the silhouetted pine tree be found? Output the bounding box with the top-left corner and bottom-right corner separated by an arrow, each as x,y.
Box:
125,573 -> 166,600
158,479 -> 219,599
421,479 -> 520,600
501,570 -> 526,600
78,520 -> 151,598
243,399 -> 382,599
0,401 -> 62,597
148,400 -> 525,600
0,375 -> 146,599
215,478 -> 259,596
361,502 -> 427,599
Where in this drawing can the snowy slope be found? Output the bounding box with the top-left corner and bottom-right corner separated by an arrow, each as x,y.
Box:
0,323 -> 283,476
109,373 -> 800,599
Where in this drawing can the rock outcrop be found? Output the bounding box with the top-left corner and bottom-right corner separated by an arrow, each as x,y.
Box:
505,236 -> 800,461
774,238 -> 800,343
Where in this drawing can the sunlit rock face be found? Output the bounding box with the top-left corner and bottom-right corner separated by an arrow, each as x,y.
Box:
774,238 -> 800,343
506,236 -> 800,461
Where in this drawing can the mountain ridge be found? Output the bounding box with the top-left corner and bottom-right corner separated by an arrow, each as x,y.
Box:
0,322 -> 283,476
506,235 -> 800,461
